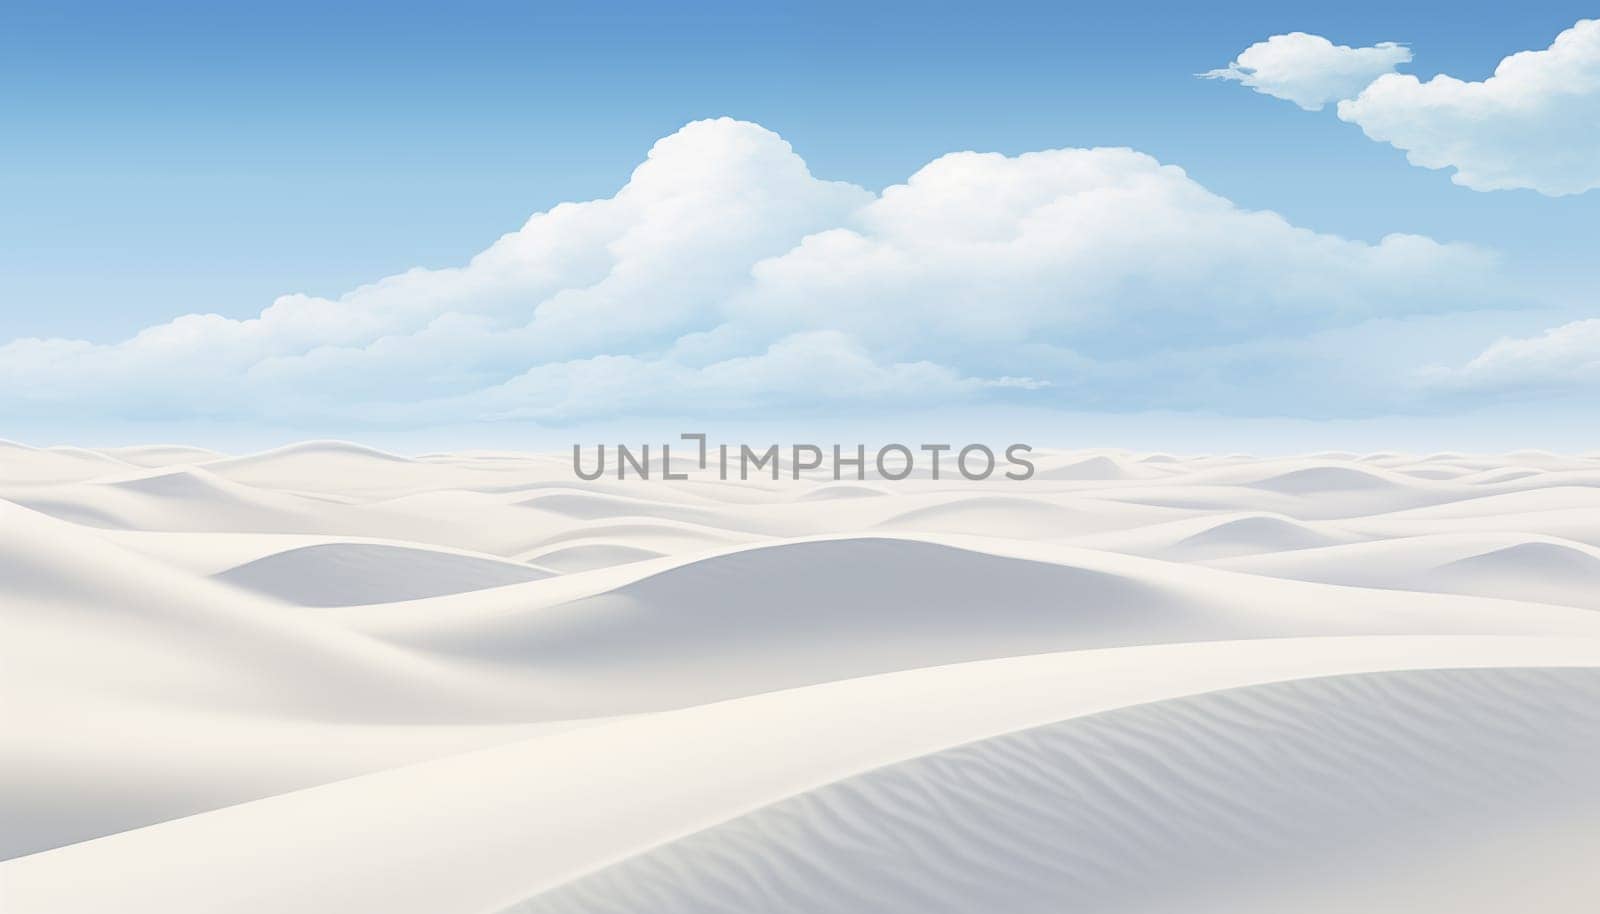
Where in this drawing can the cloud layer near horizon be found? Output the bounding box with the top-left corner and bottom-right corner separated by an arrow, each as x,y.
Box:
0,117 -> 1569,431
1425,319 -> 1600,397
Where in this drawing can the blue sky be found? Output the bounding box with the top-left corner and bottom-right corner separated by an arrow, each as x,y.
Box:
1,1 -> 1597,448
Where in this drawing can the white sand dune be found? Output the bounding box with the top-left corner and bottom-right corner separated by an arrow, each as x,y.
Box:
100,444 -> 224,468
1248,464 -> 1405,493
1442,539 -> 1600,584
0,499 -> 587,856
875,494 -> 1174,538
0,439 -> 133,484
214,542 -> 555,606
1460,466 -> 1546,484
5,443 -> 1600,912
3,467 -> 336,532
316,535 -> 1600,717
1357,484 -> 1600,521
203,440 -> 413,487
1083,461 -> 1471,520
1355,506 -> 1600,549
1033,453 -> 1165,480
1218,533 -> 1600,610
510,518 -> 756,559
7,638 -> 1600,914
511,666 -> 1600,914
517,490 -> 736,524
1071,511 -> 1364,560
521,541 -> 667,573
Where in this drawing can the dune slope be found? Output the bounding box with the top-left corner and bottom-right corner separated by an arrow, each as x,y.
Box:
511,666 -> 1600,914
7,638 -> 1600,914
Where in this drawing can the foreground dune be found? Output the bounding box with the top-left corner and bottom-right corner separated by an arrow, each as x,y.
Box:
4,443 -> 1600,911
9,639 -> 1600,914
512,665 -> 1600,914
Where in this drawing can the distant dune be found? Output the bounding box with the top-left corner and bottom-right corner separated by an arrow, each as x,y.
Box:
215,542 -> 554,606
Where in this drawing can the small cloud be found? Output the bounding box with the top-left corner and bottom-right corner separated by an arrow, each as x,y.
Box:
1202,32 -> 1411,111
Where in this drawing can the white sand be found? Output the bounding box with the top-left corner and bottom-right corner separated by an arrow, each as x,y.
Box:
4,443 -> 1600,912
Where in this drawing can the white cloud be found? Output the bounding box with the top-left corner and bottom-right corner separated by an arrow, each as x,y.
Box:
1211,21 -> 1600,195
1202,32 -> 1411,110
1426,319 -> 1600,395
0,118 -> 1511,431
1337,19 -> 1600,195
727,147 -> 1489,362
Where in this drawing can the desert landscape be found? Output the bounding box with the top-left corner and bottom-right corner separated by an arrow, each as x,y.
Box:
5,3 -> 1597,910
4,439 -> 1600,912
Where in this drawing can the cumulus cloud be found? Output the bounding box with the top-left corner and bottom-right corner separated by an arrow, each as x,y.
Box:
1426,319 -> 1600,395
1202,32 -> 1412,110
1211,21 -> 1600,195
1337,19 -> 1600,195
0,117 -> 1510,431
